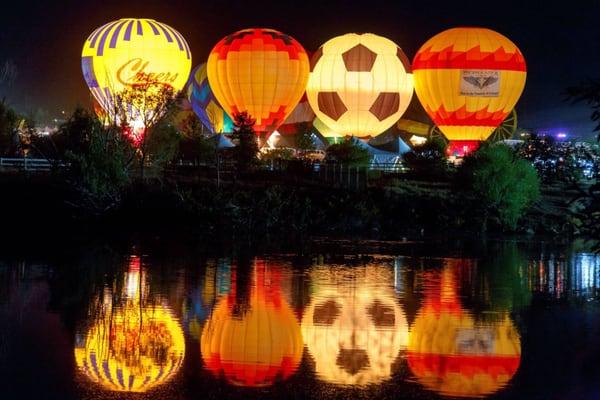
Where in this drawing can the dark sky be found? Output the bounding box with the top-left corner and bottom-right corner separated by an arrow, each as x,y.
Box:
1,0 -> 599,137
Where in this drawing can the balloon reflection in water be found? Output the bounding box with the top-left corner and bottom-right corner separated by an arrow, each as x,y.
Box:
182,260 -> 232,340
201,260 -> 302,387
74,256 -> 185,393
301,264 -> 409,385
408,264 -> 521,398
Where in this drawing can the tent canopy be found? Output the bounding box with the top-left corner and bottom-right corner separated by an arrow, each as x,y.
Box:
209,133 -> 235,149
349,137 -> 402,166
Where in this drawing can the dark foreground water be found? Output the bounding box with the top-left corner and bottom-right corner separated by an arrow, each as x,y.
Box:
1,239 -> 599,400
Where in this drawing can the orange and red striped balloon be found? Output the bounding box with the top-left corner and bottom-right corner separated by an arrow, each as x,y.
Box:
412,27 -> 527,154
207,28 -> 310,138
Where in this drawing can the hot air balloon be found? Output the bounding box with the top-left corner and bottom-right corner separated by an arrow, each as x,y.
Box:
81,18 -> 192,141
207,28 -> 310,139
306,33 -> 414,140
412,27 -> 527,157
275,93 -> 315,136
301,265 -> 409,385
74,256 -> 185,393
186,63 -> 233,134
200,261 -> 302,387
407,263 -> 521,398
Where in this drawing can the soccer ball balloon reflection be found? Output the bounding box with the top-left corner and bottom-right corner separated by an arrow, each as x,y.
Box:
301,265 -> 409,385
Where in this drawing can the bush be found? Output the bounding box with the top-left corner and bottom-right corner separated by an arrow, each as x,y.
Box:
57,108 -> 134,214
325,140 -> 370,166
458,144 -> 540,230
0,100 -> 20,156
403,137 -> 450,179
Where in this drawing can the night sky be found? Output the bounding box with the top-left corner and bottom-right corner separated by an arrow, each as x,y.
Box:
1,0 -> 599,137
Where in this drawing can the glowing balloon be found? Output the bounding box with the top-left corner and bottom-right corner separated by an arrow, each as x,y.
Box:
200,261 -> 302,387
207,28 -> 310,137
407,265 -> 521,398
306,33 -> 414,139
81,18 -> 192,131
186,63 -> 233,134
74,257 -> 185,393
301,265 -> 409,385
412,27 -> 527,154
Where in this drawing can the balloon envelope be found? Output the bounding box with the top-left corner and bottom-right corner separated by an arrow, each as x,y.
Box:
207,28 -> 310,137
306,33 -> 414,139
186,63 -> 233,133
412,27 -> 526,143
82,18 -> 192,128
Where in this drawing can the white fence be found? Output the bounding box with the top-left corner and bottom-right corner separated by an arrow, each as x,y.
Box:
0,158 -> 66,172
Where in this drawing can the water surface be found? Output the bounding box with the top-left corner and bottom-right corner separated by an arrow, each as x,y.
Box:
1,240 -> 599,399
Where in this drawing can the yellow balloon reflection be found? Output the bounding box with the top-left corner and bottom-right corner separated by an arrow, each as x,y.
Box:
74,256 -> 185,393
408,265 -> 521,398
301,265 -> 409,385
201,260 -> 302,387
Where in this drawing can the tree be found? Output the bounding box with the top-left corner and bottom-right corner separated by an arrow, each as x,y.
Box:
457,144 -> 540,230
403,136 -> 449,178
566,81 -> 600,250
113,82 -> 178,179
517,133 -> 600,183
325,140 -> 371,166
56,108 -> 134,214
177,115 -> 217,165
0,100 -> 20,156
295,122 -> 316,152
231,111 -> 259,173
0,60 -> 18,96
566,80 -> 600,141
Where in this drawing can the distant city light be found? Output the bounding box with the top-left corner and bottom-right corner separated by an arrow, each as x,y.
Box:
557,132 -> 567,139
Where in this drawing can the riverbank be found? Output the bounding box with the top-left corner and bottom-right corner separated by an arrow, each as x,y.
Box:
0,172 -> 581,244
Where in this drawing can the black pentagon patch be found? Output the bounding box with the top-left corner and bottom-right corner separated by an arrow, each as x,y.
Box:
369,92 -> 400,121
342,44 -> 377,72
397,47 -> 412,73
310,47 -> 323,72
313,299 -> 341,325
318,92 -> 348,121
336,349 -> 370,376
367,300 -> 395,327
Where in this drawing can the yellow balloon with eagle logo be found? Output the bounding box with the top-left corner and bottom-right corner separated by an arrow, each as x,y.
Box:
412,27 -> 526,155
81,18 -> 192,130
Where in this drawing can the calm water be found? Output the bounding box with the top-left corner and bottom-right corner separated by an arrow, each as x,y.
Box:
1,240 -> 599,399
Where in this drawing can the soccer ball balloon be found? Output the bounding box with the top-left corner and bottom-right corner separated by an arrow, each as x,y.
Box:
306,33 -> 414,139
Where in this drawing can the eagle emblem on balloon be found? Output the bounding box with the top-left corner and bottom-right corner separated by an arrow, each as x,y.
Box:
463,75 -> 499,89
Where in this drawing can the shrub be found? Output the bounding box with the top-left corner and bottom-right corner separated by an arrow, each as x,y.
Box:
403,136 -> 450,179
458,144 -> 540,230
325,140 -> 370,166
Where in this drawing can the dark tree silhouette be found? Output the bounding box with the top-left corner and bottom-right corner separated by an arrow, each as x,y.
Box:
566,81 -> 600,250
231,111 -> 259,173
566,80 -> 600,141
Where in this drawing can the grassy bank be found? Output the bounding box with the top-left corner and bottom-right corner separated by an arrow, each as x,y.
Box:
0,172 -> 576,243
